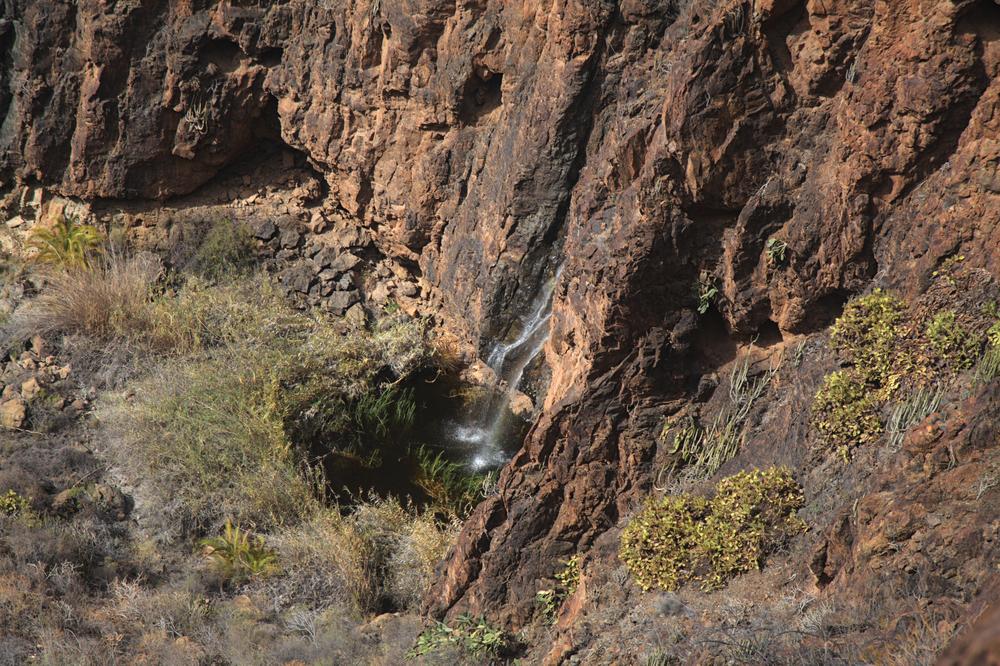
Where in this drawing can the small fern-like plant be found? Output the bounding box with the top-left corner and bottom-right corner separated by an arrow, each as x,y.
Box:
199,520 -> 281,583
26,214 -> 105,270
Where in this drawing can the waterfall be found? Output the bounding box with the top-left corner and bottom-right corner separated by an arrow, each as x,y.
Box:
447,268 -> 563,470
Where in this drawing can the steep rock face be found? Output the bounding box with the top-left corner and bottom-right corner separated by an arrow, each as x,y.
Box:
7,0 -> 1000,652
425,0 -> 1000,628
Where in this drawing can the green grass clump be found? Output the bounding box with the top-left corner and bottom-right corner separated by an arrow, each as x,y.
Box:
101,272 -> 454,535
406,445 -> 490,513
619,467 -> 805,592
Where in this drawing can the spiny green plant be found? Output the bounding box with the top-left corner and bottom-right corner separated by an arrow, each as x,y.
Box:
886,388 -> 942,450
619,467 -> 805,592
666,343 -> 780,476
26,214 -> 105,270
199,519 -> 281,584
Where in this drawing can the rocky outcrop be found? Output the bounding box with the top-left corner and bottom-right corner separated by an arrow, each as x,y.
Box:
8,0 -> 1000,659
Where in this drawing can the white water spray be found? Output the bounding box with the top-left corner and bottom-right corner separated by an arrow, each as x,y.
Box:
448,268 -> 563,470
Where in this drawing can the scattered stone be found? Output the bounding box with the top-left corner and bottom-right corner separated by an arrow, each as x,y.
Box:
30,336 -> 49,356
66,399 -> 87,416
251,219 -> 277,240
398,281 -> 418,297
345,303 -> 367,325
279,265 -> 316,294
20,377 -> 42,402
330,252 -> 362,273
242,174 -> 252,185
275,249 -> 297,262
369,282 -> 392,305
7,215 -> 24,228
338,272 -> 356,290
328,290 -> 360,315
52,488 -> 85,516
280,228 -> 303,249
93,484 -> 132,521
306,212 -> 327,234
314,247 -> 339,269
0,398 -> 28,430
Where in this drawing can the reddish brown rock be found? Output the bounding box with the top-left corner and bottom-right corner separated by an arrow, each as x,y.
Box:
8,0 -> 1000,655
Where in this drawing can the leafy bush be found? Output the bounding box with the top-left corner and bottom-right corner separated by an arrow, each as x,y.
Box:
811,370 -> 883,452
619,468 -> 805,591
407,614 -> 512,659
0,490 -> 32,516
926,311 -> 978,370
813,288 -> 989,456
829,289 -> 908,395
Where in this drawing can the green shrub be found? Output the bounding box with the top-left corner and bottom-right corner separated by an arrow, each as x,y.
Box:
619,468 -> 805,592
829,289 -> 908,395
407,614 -> 512,659
188,218 -> 256,279
619,494 -> 706,592
926,311 -> 978,370
811,370 -> 883,453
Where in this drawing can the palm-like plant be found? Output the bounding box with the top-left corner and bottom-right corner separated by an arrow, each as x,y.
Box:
26,214 -> 105,270
199,520 -> 281,583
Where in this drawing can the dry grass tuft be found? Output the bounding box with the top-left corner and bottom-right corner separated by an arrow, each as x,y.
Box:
8,251 -> 166,347
269,496 -> 460,616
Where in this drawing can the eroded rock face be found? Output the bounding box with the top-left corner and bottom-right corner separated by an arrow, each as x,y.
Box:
8,0 -> 1000,652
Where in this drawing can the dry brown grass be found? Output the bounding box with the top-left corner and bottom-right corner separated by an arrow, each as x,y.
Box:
8,251 -> 168,347
269,496 -> 460,616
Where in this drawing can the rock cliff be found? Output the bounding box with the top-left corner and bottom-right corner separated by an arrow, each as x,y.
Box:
6,0 -> 1000,662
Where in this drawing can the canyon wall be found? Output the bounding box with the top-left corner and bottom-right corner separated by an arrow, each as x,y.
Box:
6,0 -> 1000,654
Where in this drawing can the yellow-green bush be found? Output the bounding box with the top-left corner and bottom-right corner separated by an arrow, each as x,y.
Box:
619,468 -> 805,592
829,289 -> 908,396
927,311 -> 978,370
813,288 -> 986,456
811,370 -> 883,452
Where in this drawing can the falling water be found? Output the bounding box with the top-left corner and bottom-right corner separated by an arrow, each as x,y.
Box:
446,268 -> 563,470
